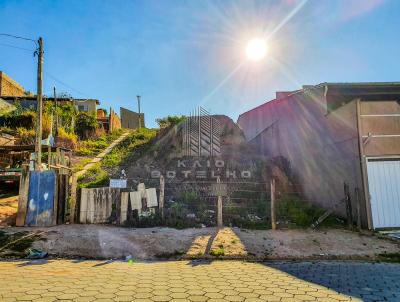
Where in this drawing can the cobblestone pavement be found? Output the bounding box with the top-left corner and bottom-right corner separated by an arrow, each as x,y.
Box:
268,261 -> 400,302
0,260 -> 397,302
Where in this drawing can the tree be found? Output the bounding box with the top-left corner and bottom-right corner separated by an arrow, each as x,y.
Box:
156,115 -> 186,128
75,112 -> 97,139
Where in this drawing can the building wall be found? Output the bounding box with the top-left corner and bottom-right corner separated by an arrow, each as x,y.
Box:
0,72 -> 26,97
238,86 -> 366,225
97,109 -> 107,118
120,107 -> 145,129
360,100 -> 400,156
74,100 -> 97,115
109,108 -> 121,132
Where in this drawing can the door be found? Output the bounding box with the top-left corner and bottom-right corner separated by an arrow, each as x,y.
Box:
26,170 -> 56,226
366,158 -> 400,229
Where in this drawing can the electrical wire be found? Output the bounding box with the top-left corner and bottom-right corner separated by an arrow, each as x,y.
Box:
1,33 -> 89,99
44,71 -> 89,98
0,42 -> 34,52
0,33 -> 37,43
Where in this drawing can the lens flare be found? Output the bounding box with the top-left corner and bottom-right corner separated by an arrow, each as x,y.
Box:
246,38 -> 268,61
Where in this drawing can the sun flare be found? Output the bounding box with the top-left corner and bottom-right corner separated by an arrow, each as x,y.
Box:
246,38 -> 268,61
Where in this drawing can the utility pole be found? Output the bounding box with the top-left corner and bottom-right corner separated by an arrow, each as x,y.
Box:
137,95 -> 141,129
54,86 -> 58,136
35,37 -> 43,171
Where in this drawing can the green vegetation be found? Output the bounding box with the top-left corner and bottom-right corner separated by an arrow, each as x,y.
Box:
72,158 -> 91,173
0,110 -> 36,130
75,129 -> 124,156
57,127 -> 78,150
79,163 -> 109,188
156,115 -> 186,128
16,127 -> 35,145
0,99 -> 81,150
210,247 -> 225,257
277,193 -> 343,228
78,128 -> 156,188
75,112 -> 98,139
54,103 -> 77,133
378,252 -> 400,263
224,188 -> 269,229
102,128 -> 156,169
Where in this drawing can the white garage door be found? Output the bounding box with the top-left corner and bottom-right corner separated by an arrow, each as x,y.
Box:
366,158 -> 400,229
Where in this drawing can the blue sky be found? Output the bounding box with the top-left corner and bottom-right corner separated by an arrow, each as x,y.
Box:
0,0 -> 399,127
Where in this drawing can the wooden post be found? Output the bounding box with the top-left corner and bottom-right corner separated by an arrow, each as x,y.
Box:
16,166 -> 30,226
47,111 -> 53,167
52,170 -> 58,226
69,174 -> 78,224
344,182 -> 353,229
355,187 -> 362,231
270,178 -> 276,230
35,37 -> 43,171
159,175 -> 165,220
356,99 -> 372,229
217,176 -> 223,228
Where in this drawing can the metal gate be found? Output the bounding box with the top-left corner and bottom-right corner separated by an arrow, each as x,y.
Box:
26,170 -> 56,226
366,158 -> 400,229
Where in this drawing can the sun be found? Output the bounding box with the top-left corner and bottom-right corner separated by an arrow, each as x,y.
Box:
246,38 -> 268,61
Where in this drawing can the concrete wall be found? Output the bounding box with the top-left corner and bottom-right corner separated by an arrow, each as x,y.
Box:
238,87 -> 366,224
74,100 -> 97,115
360,100 -> 400,156
0,72 -> 26,97
120,107 -> 145,129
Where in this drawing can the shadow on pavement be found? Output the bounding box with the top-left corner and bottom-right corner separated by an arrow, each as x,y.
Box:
262,261 -> 400,302
92,259 -> 115,267
16,259 -> 51,267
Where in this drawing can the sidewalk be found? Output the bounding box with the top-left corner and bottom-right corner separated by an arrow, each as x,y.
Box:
75,131 -> 130,178
0,260 -> 366,302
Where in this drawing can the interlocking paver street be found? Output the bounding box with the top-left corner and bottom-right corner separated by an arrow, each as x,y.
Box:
2,260 -> 393,302
269,261 -> 400,302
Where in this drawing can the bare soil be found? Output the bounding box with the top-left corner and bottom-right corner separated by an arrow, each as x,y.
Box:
1,225 -> 398,261
0,193 -> 18,226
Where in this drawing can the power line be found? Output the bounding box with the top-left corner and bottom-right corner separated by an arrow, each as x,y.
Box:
0,33 -> 37,43
0,33 -> 90,100
0,42 -> 34,52
44,71 -> 89,98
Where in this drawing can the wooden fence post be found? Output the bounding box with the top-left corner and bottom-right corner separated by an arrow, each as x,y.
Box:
217,176 -> 223,228
159,175 -> 165,220
344,182 -> 353,229
69,174 -> 78,224
52,170 -> 59,226
16,166 -> 30,226
355,187 -> 362,231
270,178 -> 276,230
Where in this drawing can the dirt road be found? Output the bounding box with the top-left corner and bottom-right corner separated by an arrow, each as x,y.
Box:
1,225 -> 398,260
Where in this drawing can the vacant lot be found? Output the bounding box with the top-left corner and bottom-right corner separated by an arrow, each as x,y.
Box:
1,225 -> 398,261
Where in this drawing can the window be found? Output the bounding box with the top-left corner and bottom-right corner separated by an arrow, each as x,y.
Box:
77,104 -> 88,111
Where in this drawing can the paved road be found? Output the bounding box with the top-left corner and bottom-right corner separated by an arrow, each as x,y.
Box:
269,261 -> 400,302
0,260 -> 398,302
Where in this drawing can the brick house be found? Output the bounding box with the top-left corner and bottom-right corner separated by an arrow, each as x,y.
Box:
0,71 -> 29,97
